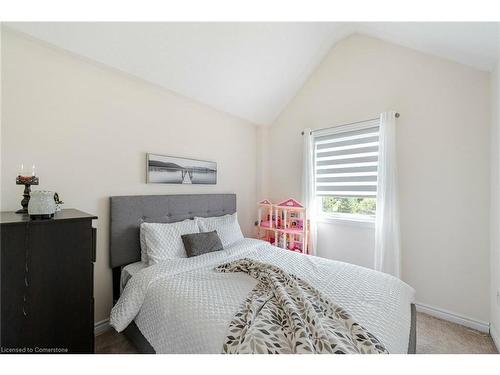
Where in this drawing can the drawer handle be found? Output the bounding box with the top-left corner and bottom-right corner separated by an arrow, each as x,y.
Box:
23,307 -> 27,317
24,276 -> 29,287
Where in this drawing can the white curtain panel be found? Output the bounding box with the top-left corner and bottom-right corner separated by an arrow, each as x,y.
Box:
374,112 -> 401,278
302,128 -> 317,256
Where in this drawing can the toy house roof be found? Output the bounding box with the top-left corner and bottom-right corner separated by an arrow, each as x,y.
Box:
277,198 -> 304,208
259,199 -> 272,205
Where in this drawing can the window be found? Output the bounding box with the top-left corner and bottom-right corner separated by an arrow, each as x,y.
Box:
313,120 -> 379,221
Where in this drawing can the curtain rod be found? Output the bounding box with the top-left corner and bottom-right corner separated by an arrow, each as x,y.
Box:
301,112 -> 400,135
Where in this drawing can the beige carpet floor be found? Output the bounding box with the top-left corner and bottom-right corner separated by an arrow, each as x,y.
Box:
416,312 -> 497,354
95,312 -> 498,354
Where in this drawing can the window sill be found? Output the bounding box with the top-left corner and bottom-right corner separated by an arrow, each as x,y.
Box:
316,215 -> 375,228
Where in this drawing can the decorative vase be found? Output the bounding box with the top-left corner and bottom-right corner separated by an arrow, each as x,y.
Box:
28,190 -> 57,219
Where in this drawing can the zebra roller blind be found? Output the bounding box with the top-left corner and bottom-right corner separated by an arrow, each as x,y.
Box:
314,120 -> 380,197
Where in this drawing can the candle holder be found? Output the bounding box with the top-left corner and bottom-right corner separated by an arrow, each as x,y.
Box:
15,175 -> 39,214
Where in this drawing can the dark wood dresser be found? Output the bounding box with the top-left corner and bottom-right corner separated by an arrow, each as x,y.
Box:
0,209 -> 97,354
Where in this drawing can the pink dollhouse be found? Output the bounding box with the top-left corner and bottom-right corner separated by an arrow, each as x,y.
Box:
256,198 -> 309,254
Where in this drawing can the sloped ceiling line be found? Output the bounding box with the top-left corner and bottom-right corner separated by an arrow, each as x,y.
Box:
5,22 -> 499,126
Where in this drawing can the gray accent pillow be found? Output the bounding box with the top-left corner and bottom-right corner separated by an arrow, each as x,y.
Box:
181,231 -> 223,258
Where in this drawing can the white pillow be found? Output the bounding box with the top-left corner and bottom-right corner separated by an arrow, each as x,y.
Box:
195,213 -> 243,248
138,217 -> 166,263
141,219 -> 199,265
140,226 -> 148,263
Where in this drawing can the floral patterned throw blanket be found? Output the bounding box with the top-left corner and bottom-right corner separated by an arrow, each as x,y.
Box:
216,258 -> 389,354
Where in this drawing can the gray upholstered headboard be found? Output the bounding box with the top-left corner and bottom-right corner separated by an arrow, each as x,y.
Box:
109,194 -> 236,269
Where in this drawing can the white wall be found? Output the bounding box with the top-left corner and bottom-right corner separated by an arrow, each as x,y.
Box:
264,34 -> 491,323
1,30 -> 258,323
491,61 -> 500,346
316,220 -> 374,268
256,126 -> 270,200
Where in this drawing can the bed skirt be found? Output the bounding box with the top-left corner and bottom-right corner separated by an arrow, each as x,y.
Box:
123,321 -> 155,354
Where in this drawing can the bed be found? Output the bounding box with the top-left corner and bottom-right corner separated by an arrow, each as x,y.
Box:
109,194 -> 416,354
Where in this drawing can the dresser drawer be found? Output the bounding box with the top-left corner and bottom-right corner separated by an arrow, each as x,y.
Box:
1,224 -> 33,349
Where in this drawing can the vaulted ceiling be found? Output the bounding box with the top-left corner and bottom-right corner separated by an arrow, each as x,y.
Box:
5,22 -> 499,125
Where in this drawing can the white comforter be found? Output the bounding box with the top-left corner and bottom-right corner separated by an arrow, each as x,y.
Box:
110,238 -> 415,354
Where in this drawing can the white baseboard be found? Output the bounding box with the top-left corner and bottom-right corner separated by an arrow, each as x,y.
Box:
94,319 -> 111,336
490,323 -> 500,352
415,302 -> 489,333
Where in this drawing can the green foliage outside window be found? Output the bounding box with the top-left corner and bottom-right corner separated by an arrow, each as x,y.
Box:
321,197 -> 376,217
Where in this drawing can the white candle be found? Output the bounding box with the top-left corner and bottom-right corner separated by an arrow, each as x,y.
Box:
32,164 -> 36,177
19,163 -> 24,176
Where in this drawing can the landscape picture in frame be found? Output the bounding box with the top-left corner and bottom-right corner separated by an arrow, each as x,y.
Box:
147,153 -> 217,184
